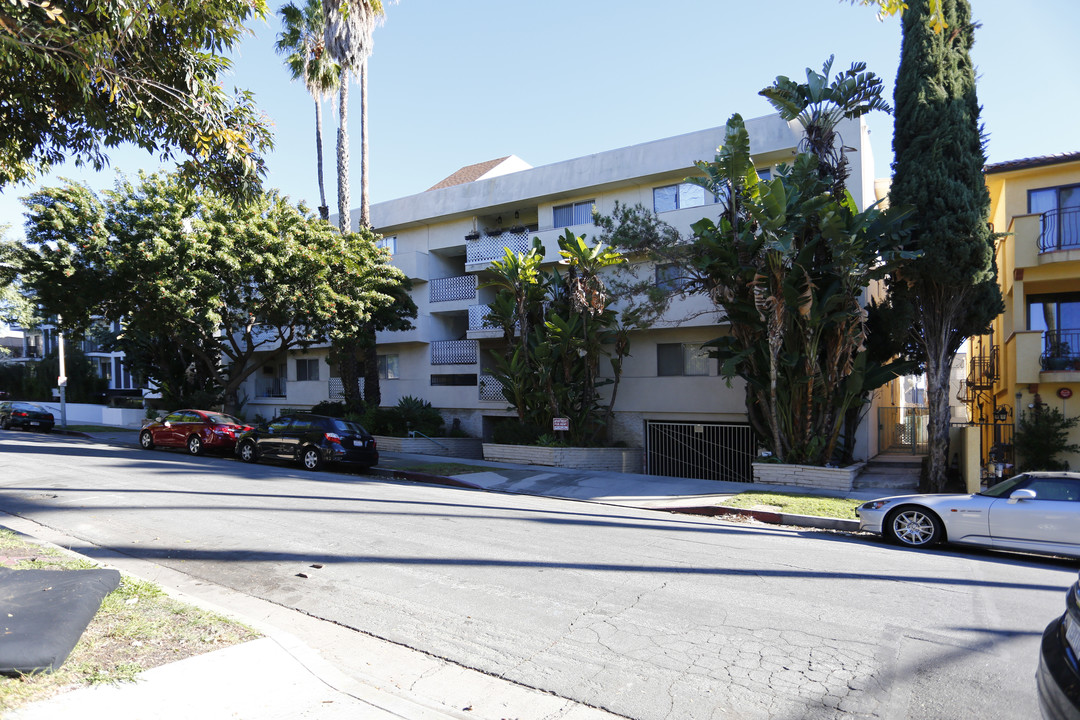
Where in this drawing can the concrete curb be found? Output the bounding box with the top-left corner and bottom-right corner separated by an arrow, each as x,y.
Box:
368,466 -> 857,533
663,504 -> 860,531
369,466 -> 483,490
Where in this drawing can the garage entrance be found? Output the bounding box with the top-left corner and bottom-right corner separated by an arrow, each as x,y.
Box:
644,421 -> 757,483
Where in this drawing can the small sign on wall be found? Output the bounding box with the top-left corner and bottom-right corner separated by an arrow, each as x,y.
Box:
553,417 -> 570,432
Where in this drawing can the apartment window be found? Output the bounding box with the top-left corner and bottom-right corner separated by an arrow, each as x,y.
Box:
1030,184 -> 1080,250
656,263 -> 689,293
377,354 -> 399,379
653,183 -> 711,213
430,373 -> 478,386
296,358 -> 320,382
1028,293 -> 1080,333
657,343 -> 711,377
553,200 -> 595,228
758,167 -> 772,181
376,236 -> 396,255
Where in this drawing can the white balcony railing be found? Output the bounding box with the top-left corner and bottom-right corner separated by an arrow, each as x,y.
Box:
468,304 -> 498,331
429,274 -> 477,303
256,378 -> 287,398
479,374 -> 505,401
466,230 -> 530,265
431,339 -> 478,365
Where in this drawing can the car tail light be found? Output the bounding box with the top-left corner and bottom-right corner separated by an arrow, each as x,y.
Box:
46,414 -> 54,420
324,432 -> 342,444
371,439 -> 376,450
14,411 -> 27,417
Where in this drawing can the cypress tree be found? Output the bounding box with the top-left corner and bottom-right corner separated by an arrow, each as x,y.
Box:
888,0 -> 1002,491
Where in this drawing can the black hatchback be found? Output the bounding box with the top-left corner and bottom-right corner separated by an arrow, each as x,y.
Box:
235,413 -> 378,472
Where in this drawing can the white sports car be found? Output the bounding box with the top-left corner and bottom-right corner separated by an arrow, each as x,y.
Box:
857,472 -> 1080,558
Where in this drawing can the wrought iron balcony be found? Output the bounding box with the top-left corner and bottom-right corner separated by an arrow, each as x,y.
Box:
967,347 -> 998,389
1039,207 -> 1080,252
429,274 -> 477,303
1041,329 -> 1080,371
431,339 -> 478,365
466,229 -> 531,265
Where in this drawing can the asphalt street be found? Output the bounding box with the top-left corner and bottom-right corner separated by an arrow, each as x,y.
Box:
1,432 -> 1077,720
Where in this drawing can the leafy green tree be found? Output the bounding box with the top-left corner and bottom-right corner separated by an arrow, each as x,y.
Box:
276,0 -> 340,221
0,0 -> 273,202
18,174 -> 416,414
887,0 -> 1002,491
1,227 -> 40,341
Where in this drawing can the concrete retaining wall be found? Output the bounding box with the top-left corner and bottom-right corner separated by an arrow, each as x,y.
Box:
482,444 -> 643,473
752,462 -> 865,491
34,402 -> 146,429
374,436 -> 483,459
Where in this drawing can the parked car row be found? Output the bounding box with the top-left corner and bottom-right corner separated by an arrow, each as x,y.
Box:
139,409 -> 378,473
0,401 -> 55,432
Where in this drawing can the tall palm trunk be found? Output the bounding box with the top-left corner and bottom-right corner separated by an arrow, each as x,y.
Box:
358,58 -> 381,406
315,98 -> 328,220
359,61 -> 370,229
336,70 -> 350,233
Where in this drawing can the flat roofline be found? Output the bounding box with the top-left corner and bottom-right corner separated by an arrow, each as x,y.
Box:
368,113 -> 806,231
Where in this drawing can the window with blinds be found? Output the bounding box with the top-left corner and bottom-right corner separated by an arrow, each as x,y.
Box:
553,200 -> 595,228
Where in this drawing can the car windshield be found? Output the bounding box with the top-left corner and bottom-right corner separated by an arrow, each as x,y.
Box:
979,476 -> 1028,498
205,413 -> 242,425
14,403 -> 46,412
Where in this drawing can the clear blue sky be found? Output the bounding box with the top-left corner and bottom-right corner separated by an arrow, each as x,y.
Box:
2,0 -> 1077,237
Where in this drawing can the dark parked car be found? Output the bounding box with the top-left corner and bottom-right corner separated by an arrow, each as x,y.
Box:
235,413 -> 378,472
1038,571 -> 1080,720
0,402 -> 55,432
140,409 -> 251,455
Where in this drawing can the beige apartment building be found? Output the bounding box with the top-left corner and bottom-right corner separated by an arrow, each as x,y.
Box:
241,113 -> 883,481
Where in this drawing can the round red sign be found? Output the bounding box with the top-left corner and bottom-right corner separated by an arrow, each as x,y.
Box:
1059,387 -> 1073,399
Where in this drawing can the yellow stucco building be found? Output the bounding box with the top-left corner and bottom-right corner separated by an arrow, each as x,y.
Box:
965,152 -> 1080,476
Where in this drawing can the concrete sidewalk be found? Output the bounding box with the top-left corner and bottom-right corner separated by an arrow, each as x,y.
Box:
6,427 -> 888,719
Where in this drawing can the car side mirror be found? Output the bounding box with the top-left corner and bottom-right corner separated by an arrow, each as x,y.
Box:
1007,488 -> 1037,504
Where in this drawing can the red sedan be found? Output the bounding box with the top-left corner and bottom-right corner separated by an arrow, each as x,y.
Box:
139,409 -> 251,456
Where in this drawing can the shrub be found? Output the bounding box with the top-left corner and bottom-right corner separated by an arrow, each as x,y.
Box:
1014,403 -> 1080,472
311,401 -> 348,417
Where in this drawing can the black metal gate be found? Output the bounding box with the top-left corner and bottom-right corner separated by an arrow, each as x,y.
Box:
644,421 -> 757,483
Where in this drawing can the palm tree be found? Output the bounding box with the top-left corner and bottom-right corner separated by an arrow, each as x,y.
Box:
275,0 -> 340,221
323,0 -> 392,408
323,0 -> 391,231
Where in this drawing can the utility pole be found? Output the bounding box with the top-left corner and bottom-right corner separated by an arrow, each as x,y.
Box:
57,315 -> 67,430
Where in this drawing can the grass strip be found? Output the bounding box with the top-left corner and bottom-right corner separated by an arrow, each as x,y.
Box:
722,492 -> 861,520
